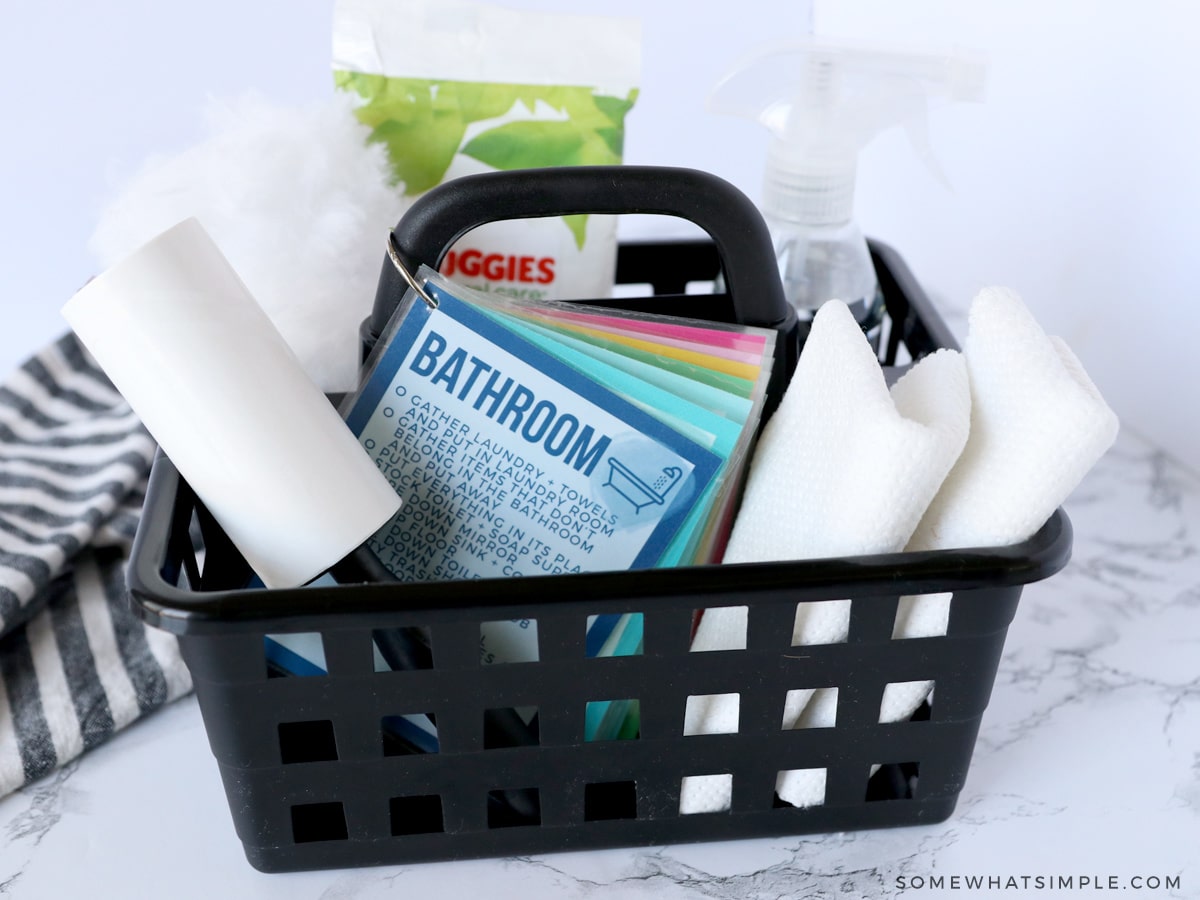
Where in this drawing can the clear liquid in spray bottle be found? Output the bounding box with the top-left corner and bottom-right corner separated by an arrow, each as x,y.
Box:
709,39 -> 987,352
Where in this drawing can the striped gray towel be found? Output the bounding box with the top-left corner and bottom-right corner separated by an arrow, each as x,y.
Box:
0,334 -> 191,796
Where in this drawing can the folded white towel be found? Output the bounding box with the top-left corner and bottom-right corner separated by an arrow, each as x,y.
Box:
720,301 -> 970,567
681,300 -> 971,814
880,286 -> 1119,726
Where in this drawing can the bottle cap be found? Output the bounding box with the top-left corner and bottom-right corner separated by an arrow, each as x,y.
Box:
710,38 -> 988,225
763,144 -> 857,227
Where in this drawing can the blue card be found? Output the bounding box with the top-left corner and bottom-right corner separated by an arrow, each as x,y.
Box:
343,279 -> 723,581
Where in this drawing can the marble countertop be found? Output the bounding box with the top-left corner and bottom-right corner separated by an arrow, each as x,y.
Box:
0,426 -> 1195,898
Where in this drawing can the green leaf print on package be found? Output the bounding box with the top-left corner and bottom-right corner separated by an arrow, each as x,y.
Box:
333,0 -> 641,300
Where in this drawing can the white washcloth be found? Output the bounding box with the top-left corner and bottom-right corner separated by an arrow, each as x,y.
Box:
681,300 -> 971,814
879,286 -> 1120,727
721,301 -> 970,566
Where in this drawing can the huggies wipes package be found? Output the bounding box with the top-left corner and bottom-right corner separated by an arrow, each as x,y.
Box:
333,0 -> 641,300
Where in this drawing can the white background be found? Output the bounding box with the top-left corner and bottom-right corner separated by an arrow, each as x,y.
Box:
0,0 -> 1195,470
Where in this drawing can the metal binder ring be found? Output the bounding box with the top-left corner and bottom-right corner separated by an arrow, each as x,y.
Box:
386,230 -> 438,310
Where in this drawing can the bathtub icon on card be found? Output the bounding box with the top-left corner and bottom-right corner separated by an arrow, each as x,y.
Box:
603,458 -> 683,513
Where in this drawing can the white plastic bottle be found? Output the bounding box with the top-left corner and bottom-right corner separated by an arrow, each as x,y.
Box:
710,39 -> 987,349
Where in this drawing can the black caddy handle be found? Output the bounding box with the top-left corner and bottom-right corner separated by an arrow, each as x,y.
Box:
366,165 -> 799,403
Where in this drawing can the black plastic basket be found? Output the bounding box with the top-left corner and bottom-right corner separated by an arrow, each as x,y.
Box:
128,167 -> 1072,873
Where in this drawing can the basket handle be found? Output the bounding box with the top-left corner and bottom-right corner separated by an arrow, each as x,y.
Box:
366,166 -> 797,361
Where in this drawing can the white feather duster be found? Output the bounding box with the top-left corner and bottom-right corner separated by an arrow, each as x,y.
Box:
88,91 -> 407,391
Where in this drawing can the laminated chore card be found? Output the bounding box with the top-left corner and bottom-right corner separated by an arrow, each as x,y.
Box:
329,270 -> 778,740
342,273 -> 723,581
491,313 -> 757,423
469,308 -> 740,567
464,288 -> 778,566
510,306 -> 770,381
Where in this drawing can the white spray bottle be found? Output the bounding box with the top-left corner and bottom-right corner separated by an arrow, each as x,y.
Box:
709,39 -> 987,348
